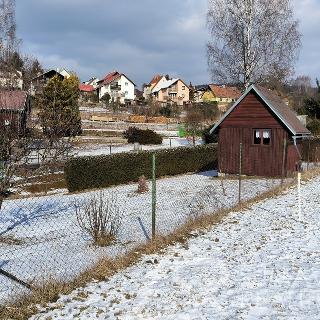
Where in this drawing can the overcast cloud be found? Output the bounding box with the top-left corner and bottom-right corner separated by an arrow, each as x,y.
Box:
16,0 -> 320,88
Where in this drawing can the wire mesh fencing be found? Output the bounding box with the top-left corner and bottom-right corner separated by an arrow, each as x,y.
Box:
0,145 -> 315,305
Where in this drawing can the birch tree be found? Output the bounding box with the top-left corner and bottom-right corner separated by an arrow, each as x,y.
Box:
207,0 -> 301,89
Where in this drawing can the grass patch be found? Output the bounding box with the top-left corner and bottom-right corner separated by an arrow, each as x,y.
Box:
23,173 -> 66,194
1,168 -> 319,320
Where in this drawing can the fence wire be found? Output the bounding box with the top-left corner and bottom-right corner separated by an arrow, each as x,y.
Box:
0,147 -> 317,305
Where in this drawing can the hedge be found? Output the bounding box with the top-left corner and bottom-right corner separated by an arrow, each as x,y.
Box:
123,127 -> 163,145
65,144 -> 218,192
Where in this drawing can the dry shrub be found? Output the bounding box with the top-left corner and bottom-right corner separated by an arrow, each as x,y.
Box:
1,168 -> 320,320
137,175 -> 149,193
76,192 -> 122,246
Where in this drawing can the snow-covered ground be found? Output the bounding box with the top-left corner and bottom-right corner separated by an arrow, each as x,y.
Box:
74,138 -> 203,157
0,172 -> 280,303
30,175 -> 320,320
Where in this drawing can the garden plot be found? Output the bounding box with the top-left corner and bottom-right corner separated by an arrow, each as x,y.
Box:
73,137 -> 203,157
30,176 -> 320,320
0,172 -> 281,303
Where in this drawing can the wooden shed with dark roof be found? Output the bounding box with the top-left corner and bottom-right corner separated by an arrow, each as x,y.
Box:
0,90 -> 31,136
210,84 -> 311,177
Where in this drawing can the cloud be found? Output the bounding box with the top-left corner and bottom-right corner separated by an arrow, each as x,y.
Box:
15,0 -> 319,88
16,0 -> 210,88
293,0 -> 320,82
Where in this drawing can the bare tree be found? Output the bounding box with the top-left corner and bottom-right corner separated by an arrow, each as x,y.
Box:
0,0 -> 22,89
207,0 -> 301,89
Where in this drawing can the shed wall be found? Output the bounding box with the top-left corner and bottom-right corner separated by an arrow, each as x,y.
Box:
218,92 -> 299,176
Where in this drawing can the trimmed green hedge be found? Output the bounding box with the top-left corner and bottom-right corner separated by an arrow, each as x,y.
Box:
123,127 -> 163,145
65,144 -> 218,192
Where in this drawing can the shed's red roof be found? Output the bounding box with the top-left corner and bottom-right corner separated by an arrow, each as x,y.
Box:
0,90 -> 28,111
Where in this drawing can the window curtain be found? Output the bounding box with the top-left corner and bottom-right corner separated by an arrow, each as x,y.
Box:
263,130 -> 270,138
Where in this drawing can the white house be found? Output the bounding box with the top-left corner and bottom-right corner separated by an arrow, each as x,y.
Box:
85,76 -> 100,88
97,71 -> 135,104
56,68 -> 72,79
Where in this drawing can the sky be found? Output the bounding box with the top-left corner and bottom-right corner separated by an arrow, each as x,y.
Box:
15,0 -> 320,88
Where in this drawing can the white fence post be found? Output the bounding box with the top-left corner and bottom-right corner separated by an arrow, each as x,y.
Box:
297,171 -> 302,222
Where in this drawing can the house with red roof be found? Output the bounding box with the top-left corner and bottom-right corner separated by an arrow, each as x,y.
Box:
0,90 -> 31,136
97,71 -> 135,104
195,84 -> 241,111
79,83 -> 97,102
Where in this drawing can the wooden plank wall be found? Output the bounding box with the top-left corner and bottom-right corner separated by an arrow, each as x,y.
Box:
218,92 -> 299,177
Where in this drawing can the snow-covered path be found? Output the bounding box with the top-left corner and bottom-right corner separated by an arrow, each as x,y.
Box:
31,176 -> 320,320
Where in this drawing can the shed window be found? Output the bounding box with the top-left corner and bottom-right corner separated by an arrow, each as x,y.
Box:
253,129 -> 271,145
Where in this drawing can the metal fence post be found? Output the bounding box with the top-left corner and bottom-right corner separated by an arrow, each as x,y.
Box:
151,153 -> 156,240
238,142 -> 242,204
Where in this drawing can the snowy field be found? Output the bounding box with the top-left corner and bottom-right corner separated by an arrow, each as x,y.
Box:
30,175 -> 320,320
0,172 -> 281,303
74,138 -> 203,157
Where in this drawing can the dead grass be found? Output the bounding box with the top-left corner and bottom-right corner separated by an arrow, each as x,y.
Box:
0,235 -> 25,246
20,173 -> 66,195
1,167 -> 319,320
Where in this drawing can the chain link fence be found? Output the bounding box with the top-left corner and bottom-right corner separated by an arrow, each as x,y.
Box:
0,140 -> 318,305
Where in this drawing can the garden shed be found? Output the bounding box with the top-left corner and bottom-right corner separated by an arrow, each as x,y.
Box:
0,90 -> 31,137
210,84 -> 311,177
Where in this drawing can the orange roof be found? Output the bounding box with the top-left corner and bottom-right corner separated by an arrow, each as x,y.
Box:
101,71 -> 121,85
149,74 -> 162,86
209,85 -> 241,99
79,84 -> 95,92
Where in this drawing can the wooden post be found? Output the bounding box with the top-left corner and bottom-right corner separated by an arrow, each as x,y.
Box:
151,153 -> 156,240
281,138 -> 287,184
109,144 -> 112,155
169,138 -> 172,148
238,142 -> 242,204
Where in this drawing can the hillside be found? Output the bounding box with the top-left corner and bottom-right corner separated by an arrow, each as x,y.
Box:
30,175 -> 320,319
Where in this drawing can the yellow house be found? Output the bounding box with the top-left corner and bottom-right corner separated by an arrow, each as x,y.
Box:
202,84 -> 241,111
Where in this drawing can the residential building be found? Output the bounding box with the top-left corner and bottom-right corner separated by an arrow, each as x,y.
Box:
31,69 -> 64,95
97,71 -> 135,104
210,84 -> 311,177
143,75 -> 164,100
84,77 -> 100,88
79,83 -> 97,101
56,68 -> 72,79
151,77 -> 189,106
193,84 -> 209,103
195,84 -> 241,111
